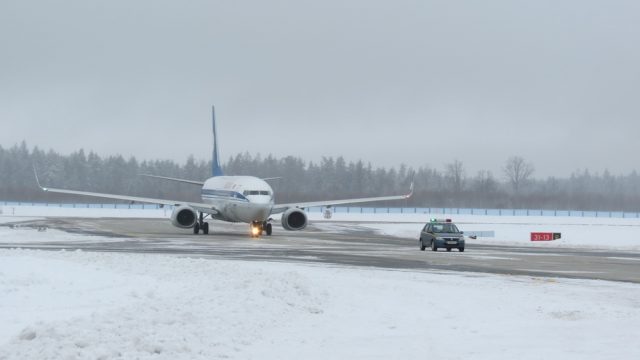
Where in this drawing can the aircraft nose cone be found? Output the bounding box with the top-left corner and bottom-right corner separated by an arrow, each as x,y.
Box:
246,202 -> 271,221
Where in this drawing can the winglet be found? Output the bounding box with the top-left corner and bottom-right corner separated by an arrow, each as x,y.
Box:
33,165 -> 48,191
405,172 -> 415,199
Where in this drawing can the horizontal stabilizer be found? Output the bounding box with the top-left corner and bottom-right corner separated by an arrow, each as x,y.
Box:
140,174 -> 205,186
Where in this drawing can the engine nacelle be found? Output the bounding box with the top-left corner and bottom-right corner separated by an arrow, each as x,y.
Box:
281,208 -> 308,231
171,205 -> 198,229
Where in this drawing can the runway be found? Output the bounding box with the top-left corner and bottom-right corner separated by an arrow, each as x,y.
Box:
2,217 -> 639,283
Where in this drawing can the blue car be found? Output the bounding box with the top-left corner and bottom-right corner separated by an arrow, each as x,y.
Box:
419,219 -> 465,252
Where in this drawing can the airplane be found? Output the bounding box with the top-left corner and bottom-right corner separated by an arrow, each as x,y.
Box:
35,106 -> 414,237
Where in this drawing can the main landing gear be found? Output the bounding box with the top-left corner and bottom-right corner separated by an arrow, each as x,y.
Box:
250,221 -> 273,238
193,212 -> 210,235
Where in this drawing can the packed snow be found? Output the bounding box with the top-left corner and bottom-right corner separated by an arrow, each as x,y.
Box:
1,248 -> 639,360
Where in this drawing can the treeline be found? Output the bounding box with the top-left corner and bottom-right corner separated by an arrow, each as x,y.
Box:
1,142 -> 640,211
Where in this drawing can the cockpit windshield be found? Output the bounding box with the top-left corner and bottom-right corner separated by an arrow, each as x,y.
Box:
243,190 -> 271,196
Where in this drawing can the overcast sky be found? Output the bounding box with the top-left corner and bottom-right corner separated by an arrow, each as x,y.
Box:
1,0 -> 639,178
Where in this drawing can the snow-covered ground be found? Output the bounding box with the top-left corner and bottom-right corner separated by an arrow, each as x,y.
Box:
1,248 -> 639,360
308,212 -> 640,251
1,207 -> 640,358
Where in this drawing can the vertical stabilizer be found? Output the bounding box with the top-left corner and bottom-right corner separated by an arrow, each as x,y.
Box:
212,106 -> 224,177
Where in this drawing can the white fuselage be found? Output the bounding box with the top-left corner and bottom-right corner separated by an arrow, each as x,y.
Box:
201,176 -> 274,223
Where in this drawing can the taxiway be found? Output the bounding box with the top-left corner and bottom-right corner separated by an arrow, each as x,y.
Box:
1,217 -> 639,283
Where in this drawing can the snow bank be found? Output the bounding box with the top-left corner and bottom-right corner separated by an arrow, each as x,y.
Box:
1,249 -> 639,359
0,250 -> 326,360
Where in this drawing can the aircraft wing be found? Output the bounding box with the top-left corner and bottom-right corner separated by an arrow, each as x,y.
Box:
271,181 -> 413,214
141,174 -> 281,184
35,172 -> 218,214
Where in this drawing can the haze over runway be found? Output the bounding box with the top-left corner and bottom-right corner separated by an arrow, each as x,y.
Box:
1,0 -> 639,177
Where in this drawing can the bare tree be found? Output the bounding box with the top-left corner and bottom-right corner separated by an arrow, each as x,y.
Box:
473,170 -> 498,193
445,159 -> 465,194
503,156 -> 534,194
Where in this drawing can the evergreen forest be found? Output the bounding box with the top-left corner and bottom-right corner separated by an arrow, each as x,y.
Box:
1,142 -> 639,212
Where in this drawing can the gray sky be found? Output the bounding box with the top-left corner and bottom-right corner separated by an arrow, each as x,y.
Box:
1,0 -> 639,178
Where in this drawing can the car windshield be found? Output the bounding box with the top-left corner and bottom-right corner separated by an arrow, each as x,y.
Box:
431,223 -> 460,233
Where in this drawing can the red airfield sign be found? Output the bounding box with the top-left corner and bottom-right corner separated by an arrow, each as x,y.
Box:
531,232 -> 562,241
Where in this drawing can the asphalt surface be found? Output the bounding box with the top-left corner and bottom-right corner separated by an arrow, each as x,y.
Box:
1,217 -> 640,283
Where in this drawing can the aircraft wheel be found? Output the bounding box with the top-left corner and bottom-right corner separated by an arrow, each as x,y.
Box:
202,222 -> 209,234
265,223 -> 272,236
193,222 -> 200,235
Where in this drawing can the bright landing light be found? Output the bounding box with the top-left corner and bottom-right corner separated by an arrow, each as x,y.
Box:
251,226 -> 261,236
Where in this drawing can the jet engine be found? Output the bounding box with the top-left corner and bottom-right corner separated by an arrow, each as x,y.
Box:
171,205 -> 198,228
281,208 -> 308,231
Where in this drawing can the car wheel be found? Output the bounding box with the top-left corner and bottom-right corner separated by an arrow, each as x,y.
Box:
459,247 -> 465,252
446,247 -> 452,252
431,240 -> 437,251
420,240 -> 426,251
